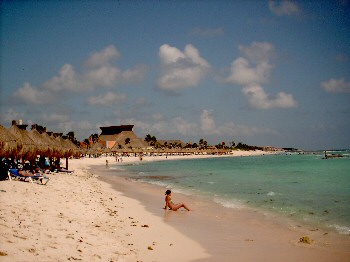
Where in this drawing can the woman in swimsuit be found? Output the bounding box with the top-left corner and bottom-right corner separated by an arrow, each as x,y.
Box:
164,190 -> 190,211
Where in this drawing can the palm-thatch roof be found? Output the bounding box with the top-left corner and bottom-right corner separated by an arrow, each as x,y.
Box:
40,132 -> 62,157
8,125 -> 36,160
0,125 -> 20,157
27,128 -> 52,156
101,131 -> 147,150
62,137 -> 80,157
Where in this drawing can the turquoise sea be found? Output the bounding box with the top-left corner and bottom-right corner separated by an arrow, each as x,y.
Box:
111,150 -> 350,235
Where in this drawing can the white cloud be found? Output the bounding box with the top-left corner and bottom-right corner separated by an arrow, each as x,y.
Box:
157,44 -> 210,91
117,109 -> 278,144
134,109 -> 277,140
121,65 -> 148,84
268,0 -> 301,16
13,82 -> 55,104
321,78 -> 350,93
84,45 -> 145,88
172,117 -> 198,136
84,45 -> 120,68
200,110 -> 220,135
85,65 -> 121,88
238,42 -> 275,63
242,85 -> 297,109
18,45 -> 147,97
87,92 -> 127,106
225,58 -> 273,85
225,42 -> 297,109
43,64 -> 89,92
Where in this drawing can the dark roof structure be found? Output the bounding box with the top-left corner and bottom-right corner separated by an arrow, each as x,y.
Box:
98,125 -> 147,149
100,125 -> 134,135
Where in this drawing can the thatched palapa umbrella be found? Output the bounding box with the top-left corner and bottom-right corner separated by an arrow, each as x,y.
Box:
41,131 -> 66,158
62,137 -> 80,157
9,124 -> 36,160
56,134 -> 80,169
27,128 -> 52,157
0,125 -> 21,158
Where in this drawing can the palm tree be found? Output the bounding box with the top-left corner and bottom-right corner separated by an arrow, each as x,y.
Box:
83,139 -> 90,148
144,134 -> 157,146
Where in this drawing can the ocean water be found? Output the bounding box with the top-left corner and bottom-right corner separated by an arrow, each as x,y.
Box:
111,151 -> 350,234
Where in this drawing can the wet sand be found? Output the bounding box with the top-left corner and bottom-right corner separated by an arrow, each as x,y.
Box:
98,163 -> 350,262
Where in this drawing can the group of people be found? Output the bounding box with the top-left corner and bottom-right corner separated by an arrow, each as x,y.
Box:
0,157 -> 70,183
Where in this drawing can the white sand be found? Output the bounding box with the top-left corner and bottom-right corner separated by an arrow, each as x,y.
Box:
1,151 -> 349,261
0,155 -> 211,261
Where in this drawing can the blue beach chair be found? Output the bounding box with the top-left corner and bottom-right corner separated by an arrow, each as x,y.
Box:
8,169 -> 50,185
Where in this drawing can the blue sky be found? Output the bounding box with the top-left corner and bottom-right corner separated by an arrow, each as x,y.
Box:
1,0 -> 349,150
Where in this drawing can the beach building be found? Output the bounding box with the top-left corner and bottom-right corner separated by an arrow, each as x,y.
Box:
98,125 -> 147,149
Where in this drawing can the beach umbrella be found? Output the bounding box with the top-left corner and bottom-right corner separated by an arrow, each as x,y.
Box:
40,132 -> 62,157
27,128 -> 52,157
8,125 -> 36,160
63,138 -> 80,157
54,135 -> 73,158
0,125 -> 20,158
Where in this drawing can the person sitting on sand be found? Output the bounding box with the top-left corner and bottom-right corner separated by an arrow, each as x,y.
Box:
164,190 -> 190,211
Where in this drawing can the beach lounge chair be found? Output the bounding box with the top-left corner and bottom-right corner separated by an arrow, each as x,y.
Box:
54,168 -> 74,175
8,169 -> 50,185
8,169 -> 29,182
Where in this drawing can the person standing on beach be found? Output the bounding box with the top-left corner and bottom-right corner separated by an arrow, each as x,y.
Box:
164,190 -> 190,211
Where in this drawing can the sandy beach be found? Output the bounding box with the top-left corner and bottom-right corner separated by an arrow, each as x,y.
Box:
1,152 -> 350,261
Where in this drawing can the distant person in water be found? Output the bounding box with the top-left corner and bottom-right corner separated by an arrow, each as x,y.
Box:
164,190 -> 190,211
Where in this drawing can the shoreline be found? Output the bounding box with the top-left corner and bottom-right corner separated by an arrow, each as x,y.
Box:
97,155 -> 350,261
1,152 -> 349,261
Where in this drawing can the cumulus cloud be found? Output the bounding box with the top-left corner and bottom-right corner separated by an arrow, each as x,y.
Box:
157,44 -> 210,91
242,85 -> 298,109
238,42 -> 275,63
87,92 -> 127,106
225,42 -> 297,109
225,58 -> 273,85
43,45 -> 146,93
127,109 -> 277,142
172,117 -> 198,136
268,0 -> 301,16
13,82 -> 55,104
84,65 -> 121,88
321,78 -> 350,93
200,110 -> 220,135
43,64 -> 88,92
121,65 -> 148,84
13,45 -> 147,107
84,45 -> 120,68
